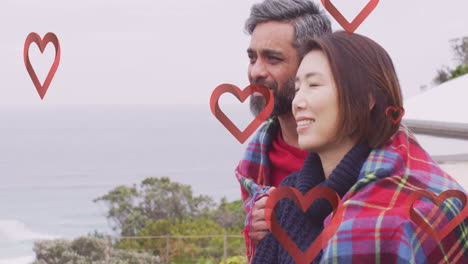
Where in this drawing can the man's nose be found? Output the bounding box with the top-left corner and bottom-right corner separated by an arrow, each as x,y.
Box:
249,59 -> 268,80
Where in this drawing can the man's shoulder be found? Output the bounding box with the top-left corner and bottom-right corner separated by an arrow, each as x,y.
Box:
249,117 -> 279,142
237,118 -> 280,165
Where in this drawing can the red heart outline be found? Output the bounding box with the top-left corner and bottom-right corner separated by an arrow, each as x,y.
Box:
210,84 -> 273,144
385,106 -> 405,124
264,186 -> 343,264
23,32 -> 61,100
405,189 -> 468,243
321,0 -> 379,34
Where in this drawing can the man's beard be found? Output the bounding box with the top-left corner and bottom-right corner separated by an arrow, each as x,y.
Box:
249,77 -> 295,118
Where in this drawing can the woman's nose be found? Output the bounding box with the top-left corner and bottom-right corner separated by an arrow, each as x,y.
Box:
293,89 -> 306,111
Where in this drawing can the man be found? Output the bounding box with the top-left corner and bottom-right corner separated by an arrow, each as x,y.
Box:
234,0 -> 331,259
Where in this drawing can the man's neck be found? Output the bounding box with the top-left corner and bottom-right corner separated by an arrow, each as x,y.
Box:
277,112 -> 299,148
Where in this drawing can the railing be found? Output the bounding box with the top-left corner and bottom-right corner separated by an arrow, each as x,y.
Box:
403,119 -> 468,140
103,234 -> 245,264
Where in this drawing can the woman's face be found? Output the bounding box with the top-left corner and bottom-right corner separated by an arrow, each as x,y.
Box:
293,50 -> 341,152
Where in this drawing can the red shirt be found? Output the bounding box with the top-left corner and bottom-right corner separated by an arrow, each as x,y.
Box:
268,129 -> 308,187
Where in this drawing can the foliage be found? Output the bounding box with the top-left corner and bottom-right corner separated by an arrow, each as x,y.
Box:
434,63 -> 468,84
434,36 -> 468,85
32,236 -> 156,264
94,177 -> 215,236
220,255 -> 248,264
116,208 -> 245,262
451,36 -> 468,65
447,63 -> 468,81
210,198 -> 245,232
33,177 -> 247,263
434,66 -> 451,84
96,177 -> 247,262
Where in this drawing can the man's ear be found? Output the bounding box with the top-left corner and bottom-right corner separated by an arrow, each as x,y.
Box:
368,94 -> 375,111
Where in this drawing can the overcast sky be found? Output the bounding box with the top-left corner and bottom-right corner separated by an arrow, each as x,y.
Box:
0,0 -> 467,106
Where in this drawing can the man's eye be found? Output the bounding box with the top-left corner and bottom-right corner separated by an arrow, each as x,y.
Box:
268,56 -> 282,62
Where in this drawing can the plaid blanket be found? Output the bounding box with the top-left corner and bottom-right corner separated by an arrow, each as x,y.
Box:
320,125 -> 468,263
234,117 -> 278,261
237,120 -> 468,262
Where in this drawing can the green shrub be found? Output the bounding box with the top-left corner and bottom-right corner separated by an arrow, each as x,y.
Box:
33,236 -> 156,264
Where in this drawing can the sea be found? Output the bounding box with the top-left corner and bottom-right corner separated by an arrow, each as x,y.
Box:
0,105 -> 467,263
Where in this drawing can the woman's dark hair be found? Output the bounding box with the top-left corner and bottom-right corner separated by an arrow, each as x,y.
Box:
299,31 -> 403,148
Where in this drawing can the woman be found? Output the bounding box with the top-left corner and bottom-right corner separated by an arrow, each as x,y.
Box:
251,31 -> 468,263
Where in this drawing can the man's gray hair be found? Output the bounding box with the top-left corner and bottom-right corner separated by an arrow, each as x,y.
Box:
245,0 -> 332,50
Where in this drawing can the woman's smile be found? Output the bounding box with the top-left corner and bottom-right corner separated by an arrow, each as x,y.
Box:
296,117 -> 315,133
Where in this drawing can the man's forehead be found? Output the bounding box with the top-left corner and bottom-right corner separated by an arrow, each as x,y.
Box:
248,21 -> 295,53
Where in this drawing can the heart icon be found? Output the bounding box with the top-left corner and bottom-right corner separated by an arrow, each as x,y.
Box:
385,106 -> 405,124
405,189 -> 468,243
321,0 -> 379,34
210,84 -> 273,144
264,186 -> 343,264
24,32 -> 61,100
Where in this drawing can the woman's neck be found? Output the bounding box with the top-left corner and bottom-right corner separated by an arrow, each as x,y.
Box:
278,112 -> 299,148
318,138 -> 357,178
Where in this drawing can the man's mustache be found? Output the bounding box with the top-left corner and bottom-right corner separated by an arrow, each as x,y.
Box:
250,80 -> 277,91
